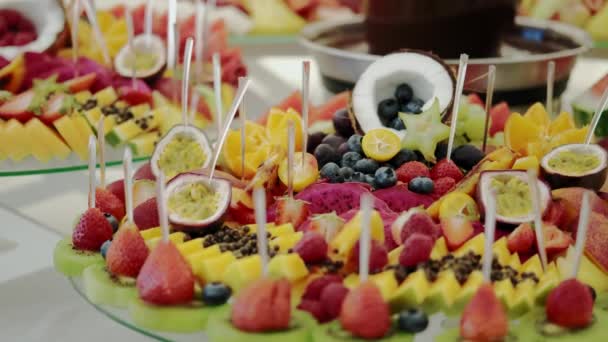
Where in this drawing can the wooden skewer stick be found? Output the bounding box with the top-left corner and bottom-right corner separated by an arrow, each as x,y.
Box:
446,54 -> 469,162
482,65 -> 496,153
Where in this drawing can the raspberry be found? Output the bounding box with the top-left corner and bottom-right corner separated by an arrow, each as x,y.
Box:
399,233 -> 434,267
96,188 -> 126,221
320,283 -> 349,320
72,208 -> 114,251
430,159 -> 463,182
302,274 -> 343,300
294,232 -> 328,264
351,240 -> 388,273
396,161 -> 430,184
431,177 -> 456,198
297,299 -> 330,323
400,212 -> 440,243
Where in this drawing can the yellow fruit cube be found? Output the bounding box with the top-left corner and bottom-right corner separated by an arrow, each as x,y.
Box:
535,263 -> 559,304
196,252 -> 236,283
268,254 -> 309,282
510,279 -> 535,318
131,104 -> 151,118
521,254 -> 543,277
430,237 -> 449,260
24,119 -> 54,162
74,90 -> 93,104
84,107 -> 116,133
187,245 -> 222,271
512,156 -> 539,173
423,271 -> 461,313
447,271 -> 484,316
93,87 -> 118,106
54,116 -> 86,159
140,227 -> 161,240
454,233 -> 485,257
223,255 -> 262,293
388,246 -> 404,265
26,118 -> 70,160
270,232 -> 303,253
268,223 -> 295,237
331,210 -> 384,256
4,119 -> 30,161
177,238 -> 205,257
492,237 -> 512,265
509,254 -> 522,271
494,278 -> 515,309
145,232 -> 186,249
246,223 -> 275,234
371,271 -> 399,300
343,273 -> 360,290
389,270 -> 430,312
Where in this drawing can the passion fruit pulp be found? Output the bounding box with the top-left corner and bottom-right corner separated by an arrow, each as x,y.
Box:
477,170 -> 550,225
114,35 -> 166,80
541,144 -> 608,191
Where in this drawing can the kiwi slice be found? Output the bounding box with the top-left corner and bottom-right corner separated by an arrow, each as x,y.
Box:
515,307 -> 608,342
53,237 -> 104,277
313,321 -> 414,342
434,327 -> 521,342
82,264 -> 137,308
206,310 -> 316,342
128,298 -> 220,333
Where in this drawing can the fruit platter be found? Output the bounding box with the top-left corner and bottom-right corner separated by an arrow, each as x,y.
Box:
518,0 -> 608,48
51,38 -> 608,341
0,0 -> 248,175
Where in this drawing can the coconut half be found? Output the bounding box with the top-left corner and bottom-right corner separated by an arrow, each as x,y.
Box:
114,35 -> 167,79
352,51 -> 455,137
541,143 -> 608,191
0,0 -> 66,60
150,125 -> 213,180
477,170 -> 551,225
165,173 -> 231,230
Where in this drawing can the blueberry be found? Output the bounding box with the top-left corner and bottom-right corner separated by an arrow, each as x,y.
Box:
374,167 -> 397,189
339,167 -> 354,180
337,142 -> 350,155
307,132 -> 326,154
332,108 -> 354,137
350,172 -> 366,183
408,177 -> 434,194
346,134 -> 363,155
320,162 -> 343,183
403,97 -> 425,114
390,148 -> 417,168
104,213 -> 119,233
397,309 -> 429,333
395,83 -> 414,104
377,98 -> 399,124
321,134 -> 346,149
434,141 -> 450,161
202,282 -> 232,306
354,158 -> 379,175
314,144 -> 339,166
389,116 -> 405,131
100,240 -> 112,259
452,144 -> 485,170
342,151 -> 362,169
364,174 -> 376,187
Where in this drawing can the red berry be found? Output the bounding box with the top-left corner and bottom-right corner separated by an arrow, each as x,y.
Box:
399,233 -> 433,267
96,188 -> 126,221
320,283 -> 349,320
133,197 -> 159,230
297,299 -> 330,323
72,208 -> 114,251
396,161 -> 430,184
546,279 -> 594,329
302,274 -> 343,301
432,177 -> 456,198
400,212 -> 440,244
507,223 -> 535,254
430,159 -> 463,182
340,282 -> 391,339
106,179 -> 125,205
106,224 -> 149,277
461,284 -> 508,341
351,240 -> 388,273
294,232 -> 328,264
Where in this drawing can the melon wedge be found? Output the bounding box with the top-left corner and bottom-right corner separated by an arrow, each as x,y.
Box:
26,118 -> 71,160
3,119 -> 30,161
24,119 -> 52,162
54,116 -> 87,160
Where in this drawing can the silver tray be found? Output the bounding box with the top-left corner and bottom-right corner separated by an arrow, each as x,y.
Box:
300,16 -> 592,105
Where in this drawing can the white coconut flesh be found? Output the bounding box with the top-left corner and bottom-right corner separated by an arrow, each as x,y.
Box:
114,35 -> 167,78
165,174 -> 231,227
541,144 -> 608,177
150,125 -> 212,179
479,171 -> 550,223
352,52 -> 455,137
0,0 -> 65,60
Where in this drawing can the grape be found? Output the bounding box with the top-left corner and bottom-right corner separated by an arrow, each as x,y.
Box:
463,105 -> 488,141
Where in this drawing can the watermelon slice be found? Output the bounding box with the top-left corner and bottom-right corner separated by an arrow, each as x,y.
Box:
257,91 -> 303,125
572,73 -> 608,137
489,102 -> 510,137
309,91 -> 349,122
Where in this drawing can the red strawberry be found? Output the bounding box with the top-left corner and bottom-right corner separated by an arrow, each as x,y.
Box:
399,233 -> 433,267
543,200 -> 568,228
275,196 -> 310,228
350,240 -> 388,273
118,84 -> 152,106
232,278 -> 291,332
106,179 -> 125,205
302,274 -> 343,300
441,216 -> 474,251
63,73 -> 97,93
134,162 -> 156,181
0,90 -> 34,123
320,282 -> 349,320
106,223 -> 149,277
430,159 -> 463,182
72,208 -> 114,251
396,161 -> 430,184
297,299 -> 329,323
294,232 -> 328,264
136,240 -> 195,305
399,212 -> 440,244
432,177 -> 456,199
133,198 -> 160,230
96,188 -> 126,221
460,284 -> 508,341
543,223 -> 573,256
507,223 -> 535,254
546,279 -> 594,329
340,281 -> 391,339
467,93 -> 485,107
40,93 -> 66,125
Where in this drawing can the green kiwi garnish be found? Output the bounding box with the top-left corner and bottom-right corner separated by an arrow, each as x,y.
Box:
82,264 -> 136,308
53,237 -> 103,277
313,321 -> 414,342
128,298 -> 220,333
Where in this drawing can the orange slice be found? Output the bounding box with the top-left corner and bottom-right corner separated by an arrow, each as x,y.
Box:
223,122 -> 270,178
548,111 -> 576,136
266,108 -> 303,150
523,102 -> 550,128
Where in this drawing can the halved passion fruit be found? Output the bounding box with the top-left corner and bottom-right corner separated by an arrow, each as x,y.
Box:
166,173 -> 231,230
150,125 -> 212,180
541,144 -> 608,191
477,170 -> 551,225
114,35 -> 166,80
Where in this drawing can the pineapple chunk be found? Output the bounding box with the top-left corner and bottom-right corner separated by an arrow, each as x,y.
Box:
494,278 -> 515,309
223,255 -> 262,293
508,253 -> 522,272
521,254 -> 543,277
331,210 -> 384,256
145,232 -> 186,249
74,90 -> 93,104
176,238 -> 205,257
423,270 -> 461,313
388,246 -> 404,265
430,237 -> 449,260
4,119 -> 30,161
268,254 -> 309,282
94,87 -> 118,106
140,227 -> 162,240
196,252 -> 236,283
25,120 -> 52,162
535,263 -> 559,304
187,245 -> 222,271
454,233 -> 485,257
492,237 -> 512,265
447,271 -> 484,316
26,118 -> 70,160
510,279 -> 535,318
270,232 -> 303,253
342,271 -> 399,301
389,270 -> 430,312
267,223 -> 295,237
